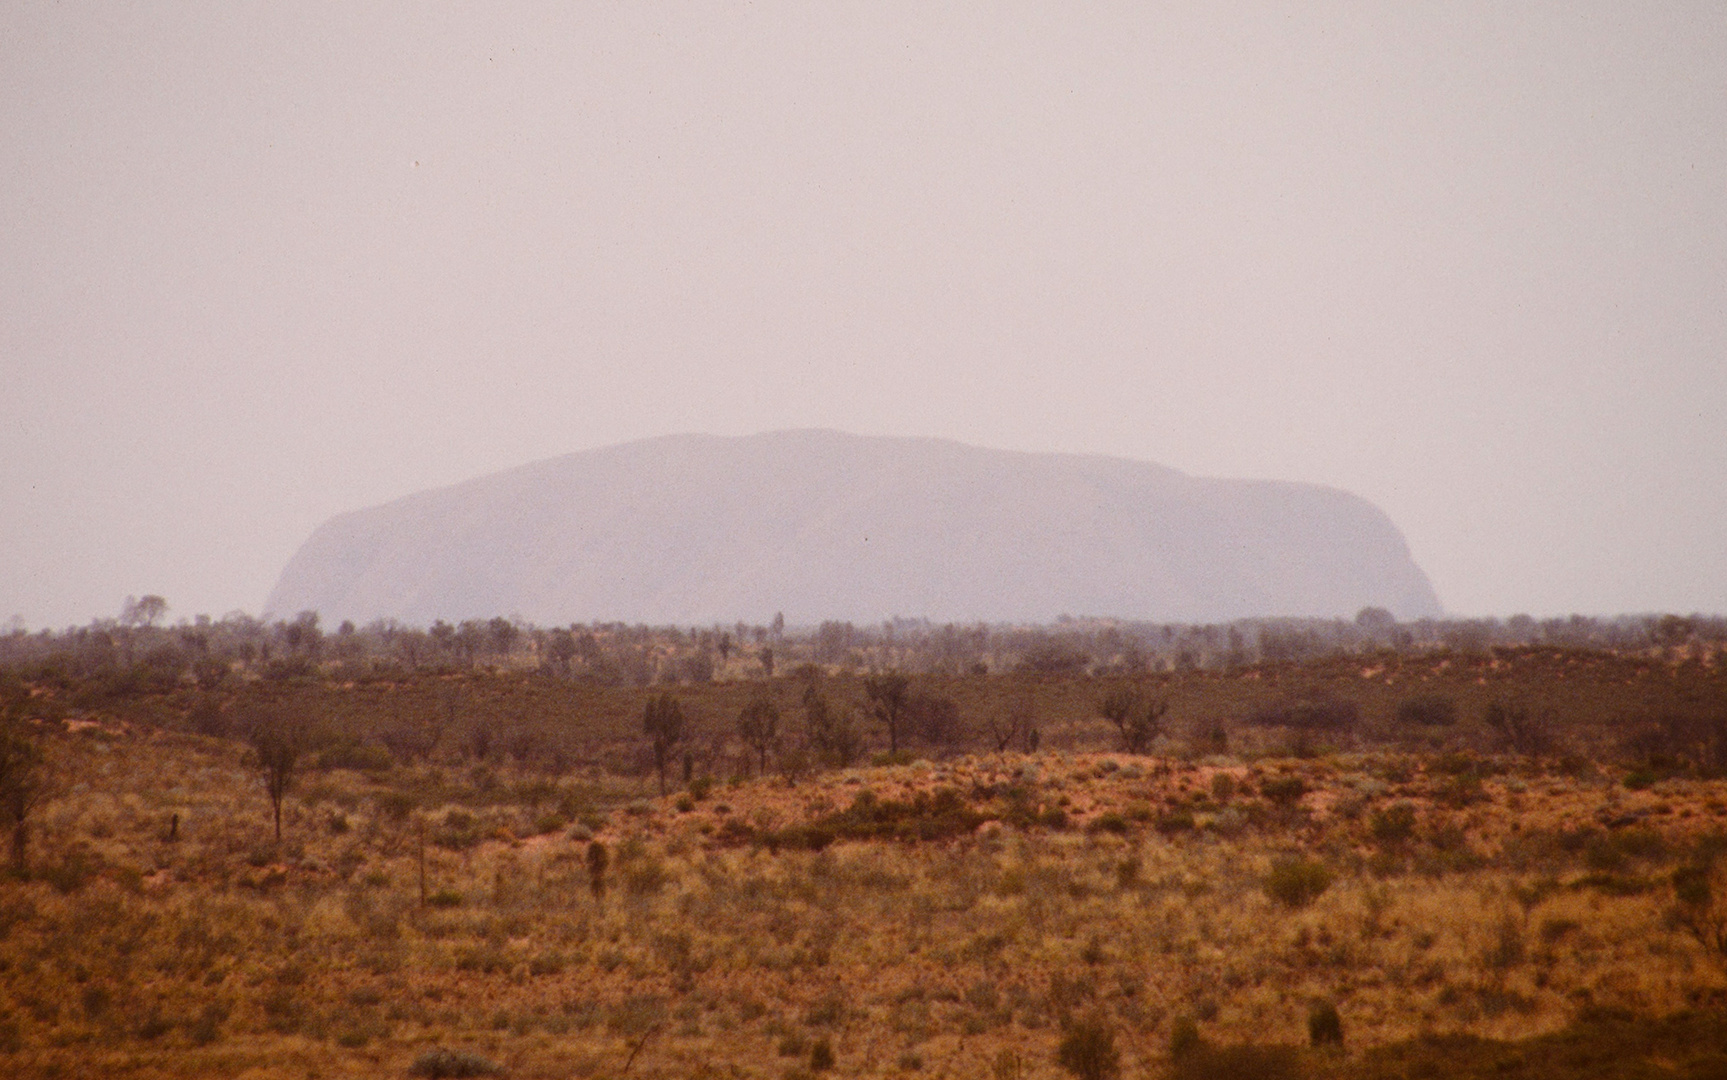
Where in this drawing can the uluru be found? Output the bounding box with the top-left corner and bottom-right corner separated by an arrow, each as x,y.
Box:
265,430 -> 1442,626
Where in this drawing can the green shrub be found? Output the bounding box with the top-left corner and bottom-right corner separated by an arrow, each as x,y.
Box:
1264,857 -> 1333,908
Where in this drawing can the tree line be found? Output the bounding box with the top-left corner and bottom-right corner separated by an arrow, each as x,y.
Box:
3,598 -> 1721,695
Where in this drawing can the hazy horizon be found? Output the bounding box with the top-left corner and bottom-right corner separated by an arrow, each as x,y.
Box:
5,3 -> 1724,628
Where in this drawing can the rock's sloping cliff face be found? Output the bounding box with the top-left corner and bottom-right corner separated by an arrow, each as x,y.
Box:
265,430 -> 1442,625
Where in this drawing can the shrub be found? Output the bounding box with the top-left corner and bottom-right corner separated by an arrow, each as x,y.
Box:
1170,1044 -> 1301,1080
1486,700 -> 1554,756
1261,776 -> 1308,809
1396,694 -> 1457,727
409,1048 -> 504,1078
1485,914 -> 1525,969
314,739 -> 395,772
189,1002 -> 227,1046
1115,857 -> 1141,890
1088,811 -> 1129,835
1308,999 -> 1343,1045
777,787 -> 989,846
1170,1014 -> 1202,1058
1056,1019 -> 1121,1080
809,1037 -> 835,1072
1248,697 -> 1358,732
1155,809 -> 1197,835
1370,803 -> 1418,846
1264,857 -> 1333,908
1671,859 -> 1727,959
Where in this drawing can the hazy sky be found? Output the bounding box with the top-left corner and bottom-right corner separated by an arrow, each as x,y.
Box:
4,2 -> 1724,628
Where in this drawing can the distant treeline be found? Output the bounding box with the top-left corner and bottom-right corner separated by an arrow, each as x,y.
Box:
0,599 -> 1721,692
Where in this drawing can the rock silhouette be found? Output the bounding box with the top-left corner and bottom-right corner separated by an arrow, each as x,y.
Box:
266,430 -> 1442,626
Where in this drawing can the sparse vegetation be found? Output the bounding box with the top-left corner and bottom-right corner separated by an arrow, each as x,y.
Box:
0,612 -> 1724,1076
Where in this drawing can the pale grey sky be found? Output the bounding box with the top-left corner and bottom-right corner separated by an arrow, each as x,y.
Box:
3,2 -> 1724,628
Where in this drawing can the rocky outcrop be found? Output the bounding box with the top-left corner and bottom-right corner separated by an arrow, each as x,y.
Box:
265,430 -> 1442,625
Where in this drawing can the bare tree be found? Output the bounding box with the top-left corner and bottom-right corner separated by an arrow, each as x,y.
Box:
1484,700 -> 1554,757
246,707 -> 306,842
1098,688 -> 1167,755
864,672 -> 912,755
737,694 -> 780,776
985,711 -> 1026,753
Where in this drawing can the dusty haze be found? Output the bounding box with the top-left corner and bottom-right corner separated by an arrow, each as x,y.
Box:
3,3 -> 1724,626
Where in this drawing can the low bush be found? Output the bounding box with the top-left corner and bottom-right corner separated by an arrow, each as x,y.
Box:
1397,694 -> 1457,727
1170,1044 -> 1302,1080
1308,999 -> 1344,1045
409,1047 -> 504,1078
1262,776 -> 1309,808
1265,857 -> 1333,908
1370,803 -> 1417,846
1056,1019 -> 1120,1080
773,787 -> 989,848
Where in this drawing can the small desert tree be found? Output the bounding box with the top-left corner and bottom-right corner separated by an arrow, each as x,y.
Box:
1484,700 -> 1553,756
1097,688 -> 1167,755
245,707 -> 305,842
737,694 -> 780,776
804,684 -> 861,767
643,694 -> 685,796
120,594 -> 169,628
863,672 -> 911,755
986,697 -> 1038,753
